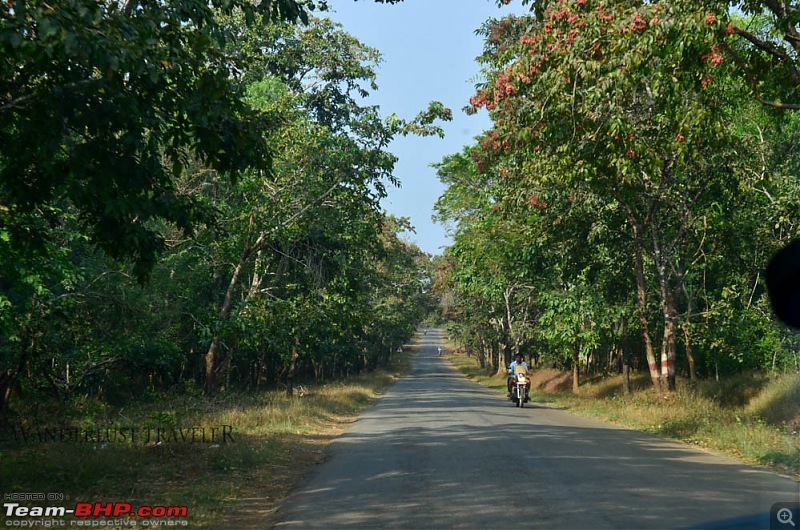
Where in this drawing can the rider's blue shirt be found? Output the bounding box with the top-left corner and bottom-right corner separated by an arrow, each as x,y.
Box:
508,360 -> 528,373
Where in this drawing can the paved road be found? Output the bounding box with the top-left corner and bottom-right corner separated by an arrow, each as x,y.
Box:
275,329 -> 799,529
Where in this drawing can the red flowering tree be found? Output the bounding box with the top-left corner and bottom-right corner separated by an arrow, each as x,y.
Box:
471,0 -> 739,392
501,0 -> 800,110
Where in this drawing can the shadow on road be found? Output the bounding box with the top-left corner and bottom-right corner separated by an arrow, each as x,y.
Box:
275,329 -> 799,529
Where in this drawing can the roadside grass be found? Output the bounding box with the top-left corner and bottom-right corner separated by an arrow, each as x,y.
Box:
1,347 -> 413,528
446,351 -> 800,479
446,353 -> 507,394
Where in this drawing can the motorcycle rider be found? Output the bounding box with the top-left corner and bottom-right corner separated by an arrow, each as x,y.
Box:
507,352 -> 531,400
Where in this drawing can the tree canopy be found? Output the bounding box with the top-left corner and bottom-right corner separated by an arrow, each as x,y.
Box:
0,3 -> 446,412
438,0 -> 800,393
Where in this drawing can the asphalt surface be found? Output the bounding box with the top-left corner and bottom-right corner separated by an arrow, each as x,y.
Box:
275,329 -> 800,529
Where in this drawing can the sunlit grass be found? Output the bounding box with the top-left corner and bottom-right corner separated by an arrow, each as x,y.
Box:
1,351 -> 412,527
745,373 -> 800,426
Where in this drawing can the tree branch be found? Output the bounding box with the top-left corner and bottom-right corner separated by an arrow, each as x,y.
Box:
732,26 -> 797,73
725,45 -> 800,110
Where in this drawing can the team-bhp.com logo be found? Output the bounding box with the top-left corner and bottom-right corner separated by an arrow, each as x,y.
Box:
3,502 -> 189,526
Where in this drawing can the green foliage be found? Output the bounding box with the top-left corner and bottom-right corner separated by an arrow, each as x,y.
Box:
1,8 -> 443,412
438,0 -> 800,388
188,17 -> 448,393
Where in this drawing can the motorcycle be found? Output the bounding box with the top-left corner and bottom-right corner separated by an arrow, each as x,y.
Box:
510,367 -> 530,408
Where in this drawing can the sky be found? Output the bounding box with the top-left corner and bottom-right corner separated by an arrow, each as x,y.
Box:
324,0 -> 527,256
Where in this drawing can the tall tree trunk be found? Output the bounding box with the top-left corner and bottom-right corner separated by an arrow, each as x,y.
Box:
0,349 -> 27,425
659,282 -> 678,391
683,323 -> 696,382
490,344 -> 499,374
619,317 -> 631,395
204,337 -> 221,395
286,337 -> 300,397
682,290 -> 697,382
622,359 -> 631,395
572,340 -> 580,393
495,290 -> 515,377
497,341 -> 510,376
652,214 -> 680,393
204,254 -> 248,395
660,320 -> 677,391
1,318 -> 35,423
631,220 -> 661,392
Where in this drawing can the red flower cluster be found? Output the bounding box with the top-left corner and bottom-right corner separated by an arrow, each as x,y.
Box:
548,7 -> 573,21
566,29 -> 580,45
705,14 -> 717,25
527,195 -> 548,209
475,157 -> 486,174
469,92 -> 488,109
630,13 -> 648,33
495,70 -> 518,101
702,44 -> 724,67
480,130 -> 510,153
481,130 -> 503,152
596,4 -> 613,22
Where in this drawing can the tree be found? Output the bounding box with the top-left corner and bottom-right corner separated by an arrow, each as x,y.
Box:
0,1 -> 408,278
503,0 -> 800,110
435,144 -> 544,374
194,17 -> 449,394
435,0 -> 800,399
1,2 -> 456,412
724,3 -> 800,110
469,1 -> 747,392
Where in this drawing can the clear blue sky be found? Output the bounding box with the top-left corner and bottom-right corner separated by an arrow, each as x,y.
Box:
325,0 -> 526,256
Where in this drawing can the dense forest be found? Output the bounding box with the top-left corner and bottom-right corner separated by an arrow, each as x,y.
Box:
434,0 -> 800,393
0,0 -> 444,417
2,0 -> 800,422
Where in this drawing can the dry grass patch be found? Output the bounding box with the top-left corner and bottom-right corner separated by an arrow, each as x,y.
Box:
745,373 -> 800,429
2,348 -> 413,528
